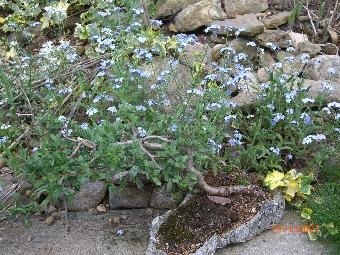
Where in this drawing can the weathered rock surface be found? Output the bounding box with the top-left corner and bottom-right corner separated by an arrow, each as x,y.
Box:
67,181 -> 106,211
150,186 -> 178,209
212,14 -> 264,37
296,42 -> 322,57
259,51 -> 276,69
268,0 -> 292,11
231,89 -> 257,107
303,79 -> 340,102
109,185 -> 153,209
112,172 -> 150,187
304,55 -> 340,84
223,0 -> 268,18
168,23 -> 178,32
146,192 -> 285,255
155,0 -> 201,18
228,38 -> 259,62
257,68 -> 269,82
320,43 -> 339,55
174,0 -> 227,32
328,30 -> 338,45
178,42 -> 212,67
261,11 -> 291,28
276,51 -> 307,75
256,31 -> 310,50
256,30 -> 292,49
231,72 -> 258,106
289,32 -> 309,48
209,34 -> 227,44
143,56 -> 193,106
283,56 -> 307,75
211,44 -> 226,61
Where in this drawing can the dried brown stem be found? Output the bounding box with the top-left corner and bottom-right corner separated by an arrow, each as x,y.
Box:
32,56 -> 104,88
1,127 -> 30,158
304,1 -> 318,40
140,0 -> 151,28
328,0 -> 339,26
0,183 -> 19,204
54,81 -> 78,116
16,113 -> 33,117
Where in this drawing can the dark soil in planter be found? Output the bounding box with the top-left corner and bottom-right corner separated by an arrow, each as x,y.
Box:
156,170 -> 272,255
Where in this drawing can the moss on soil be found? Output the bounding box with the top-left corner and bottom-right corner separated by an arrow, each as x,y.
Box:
156,171 -> 270,254
159,216 -> 194,243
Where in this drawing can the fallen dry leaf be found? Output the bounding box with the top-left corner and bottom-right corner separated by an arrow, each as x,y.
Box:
96,204 -> 107,213
44,215 -> 55,226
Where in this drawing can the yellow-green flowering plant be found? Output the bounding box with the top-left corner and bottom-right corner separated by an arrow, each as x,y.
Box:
264,169 -> 313,202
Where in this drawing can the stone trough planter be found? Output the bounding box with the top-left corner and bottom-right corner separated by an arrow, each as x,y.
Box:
146,192 -> 285,255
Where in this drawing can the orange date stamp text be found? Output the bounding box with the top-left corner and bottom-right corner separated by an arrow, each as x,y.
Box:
272,224 -> 319,233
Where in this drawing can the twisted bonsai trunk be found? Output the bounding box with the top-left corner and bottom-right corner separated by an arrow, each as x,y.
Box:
186,150 -> 263,197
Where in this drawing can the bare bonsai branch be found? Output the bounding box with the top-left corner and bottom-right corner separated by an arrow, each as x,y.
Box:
187,150 -> 262,197
139,142 -> 162,170
143,141 -> 165,151
112,171 -> 132,183
67,137 -> 96,158
112,136 -> 168,151
142,136 -> 172,143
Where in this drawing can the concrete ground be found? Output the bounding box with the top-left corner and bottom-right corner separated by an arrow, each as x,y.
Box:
0,209 -> 335,255
217,210 -> 334,255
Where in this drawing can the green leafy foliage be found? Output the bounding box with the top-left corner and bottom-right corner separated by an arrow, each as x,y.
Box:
301,145 -> 340,245
0,3 -> 339,246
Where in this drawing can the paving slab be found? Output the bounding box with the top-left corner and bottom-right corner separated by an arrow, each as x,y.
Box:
0,209 -> 334,255
217,210 -> 333,255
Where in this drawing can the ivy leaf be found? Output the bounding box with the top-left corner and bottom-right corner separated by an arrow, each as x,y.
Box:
285,169 -> 301,180
324,222 -> 338,235
263,170 -> 285,190
56,1 -> 70,12
283,193 -> 293,201
5,47 -> 17,60
284,178 -> 299,198
298,174 -> 313,195
301,207 -> 313,220
0,16 -> 5,25
40,16 -> 50,30
308,228 -> 321,241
